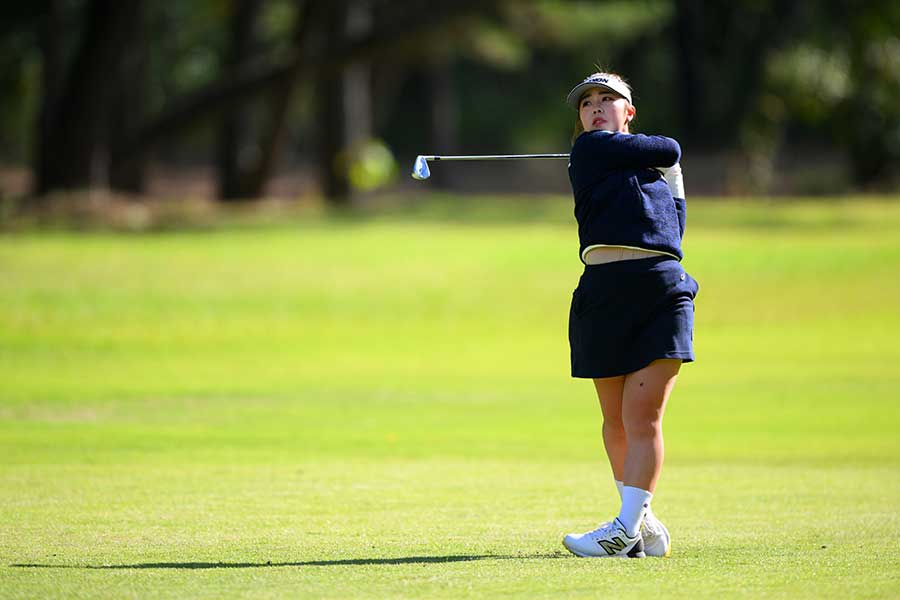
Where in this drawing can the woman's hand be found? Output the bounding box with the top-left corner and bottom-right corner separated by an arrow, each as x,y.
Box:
656,163 -> 684,199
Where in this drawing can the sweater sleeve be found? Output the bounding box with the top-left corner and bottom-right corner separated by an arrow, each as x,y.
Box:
572,130 -> 681,170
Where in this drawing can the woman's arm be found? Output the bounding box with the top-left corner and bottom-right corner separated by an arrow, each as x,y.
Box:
572,130 -> 681,170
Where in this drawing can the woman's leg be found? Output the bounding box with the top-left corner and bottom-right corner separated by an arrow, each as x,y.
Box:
563,364 -> 679,557
621,358 -> 681,492
593,376 -> 626,481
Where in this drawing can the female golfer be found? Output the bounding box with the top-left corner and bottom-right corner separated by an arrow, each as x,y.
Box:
561,72 -> 698,558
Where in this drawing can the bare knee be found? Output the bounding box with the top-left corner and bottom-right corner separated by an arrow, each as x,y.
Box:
623,415 -> 662,441
602,418 -> 626,440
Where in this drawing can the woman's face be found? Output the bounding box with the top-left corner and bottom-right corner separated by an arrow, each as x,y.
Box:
578,87 -> 635,134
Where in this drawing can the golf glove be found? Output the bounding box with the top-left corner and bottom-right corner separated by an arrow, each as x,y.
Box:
656,163 -> 685,199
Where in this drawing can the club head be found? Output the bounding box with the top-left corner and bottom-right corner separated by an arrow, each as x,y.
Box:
411,155 -> 431,180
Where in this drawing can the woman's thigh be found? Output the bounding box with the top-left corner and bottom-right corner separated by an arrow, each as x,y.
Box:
593,376 -> 626,422
622,359 -> 682,427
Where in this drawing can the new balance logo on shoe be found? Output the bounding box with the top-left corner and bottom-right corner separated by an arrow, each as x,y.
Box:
598,537 -> 627,556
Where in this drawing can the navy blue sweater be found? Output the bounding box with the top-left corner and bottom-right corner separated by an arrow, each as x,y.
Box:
568,130 -> 686,262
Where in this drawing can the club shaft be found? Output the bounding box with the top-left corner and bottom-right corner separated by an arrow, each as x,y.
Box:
422,154 -> 569,161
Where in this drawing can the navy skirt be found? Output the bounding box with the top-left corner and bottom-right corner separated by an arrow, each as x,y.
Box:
569,256 -> 699,378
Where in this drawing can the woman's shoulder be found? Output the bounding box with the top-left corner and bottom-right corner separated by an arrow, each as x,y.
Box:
571,130 -> 615,155
574,130 -> 615,144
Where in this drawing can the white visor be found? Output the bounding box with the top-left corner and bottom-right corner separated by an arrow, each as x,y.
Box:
566,73 -> 633,109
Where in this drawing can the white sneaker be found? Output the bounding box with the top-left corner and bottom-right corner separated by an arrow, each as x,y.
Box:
562,518 -> 645,558
641,513 -> 671,557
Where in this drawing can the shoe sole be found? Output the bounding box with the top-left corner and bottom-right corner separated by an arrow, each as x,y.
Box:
562,538 -> 646,559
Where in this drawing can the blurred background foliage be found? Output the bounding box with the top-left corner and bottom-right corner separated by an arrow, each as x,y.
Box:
0,0 -> 897,206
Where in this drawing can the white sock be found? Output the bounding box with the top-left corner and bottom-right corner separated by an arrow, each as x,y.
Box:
617,486 -> 653,537
617,479 -> 656,520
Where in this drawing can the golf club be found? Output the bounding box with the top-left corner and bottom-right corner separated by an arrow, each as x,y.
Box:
411,154 -> 569,180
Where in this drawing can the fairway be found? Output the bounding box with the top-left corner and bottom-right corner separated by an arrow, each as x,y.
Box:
1,197 -> 899,599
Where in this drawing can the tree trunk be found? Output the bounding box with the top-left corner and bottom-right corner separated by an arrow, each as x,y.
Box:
108,0 -> 147,193
315,0 -> 373,205
316,58 -> 350,200
672,0 -> 704,144
216,0 -> 265,201
34,0 -> 139,195
242,0 -> 324,199
33,0 -> 64,200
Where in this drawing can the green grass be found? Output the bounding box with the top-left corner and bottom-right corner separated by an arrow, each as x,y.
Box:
1,196 -> 899,599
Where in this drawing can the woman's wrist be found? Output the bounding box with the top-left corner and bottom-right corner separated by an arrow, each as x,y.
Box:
657,163 -> 685,199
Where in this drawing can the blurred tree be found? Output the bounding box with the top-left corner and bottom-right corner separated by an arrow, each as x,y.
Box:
115,0 -> 499,203
244,0 -> 318,200
671,0 -> 802,146
216,0 -> 266,200
743,0 -> 899,191
6,0 -> 896,202
0,5 -> 47,165
212,0 -> 313,201
108,1 -> 148,193
34,0 -> 142,195
314,0 -> 374,203
839,1 -> 900,188
378,0 -> 678,163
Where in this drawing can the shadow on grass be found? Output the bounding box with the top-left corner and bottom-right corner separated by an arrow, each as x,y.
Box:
11,552 -> 566,570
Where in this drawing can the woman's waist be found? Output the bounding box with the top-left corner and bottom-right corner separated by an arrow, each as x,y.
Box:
582,244 -> 677,265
